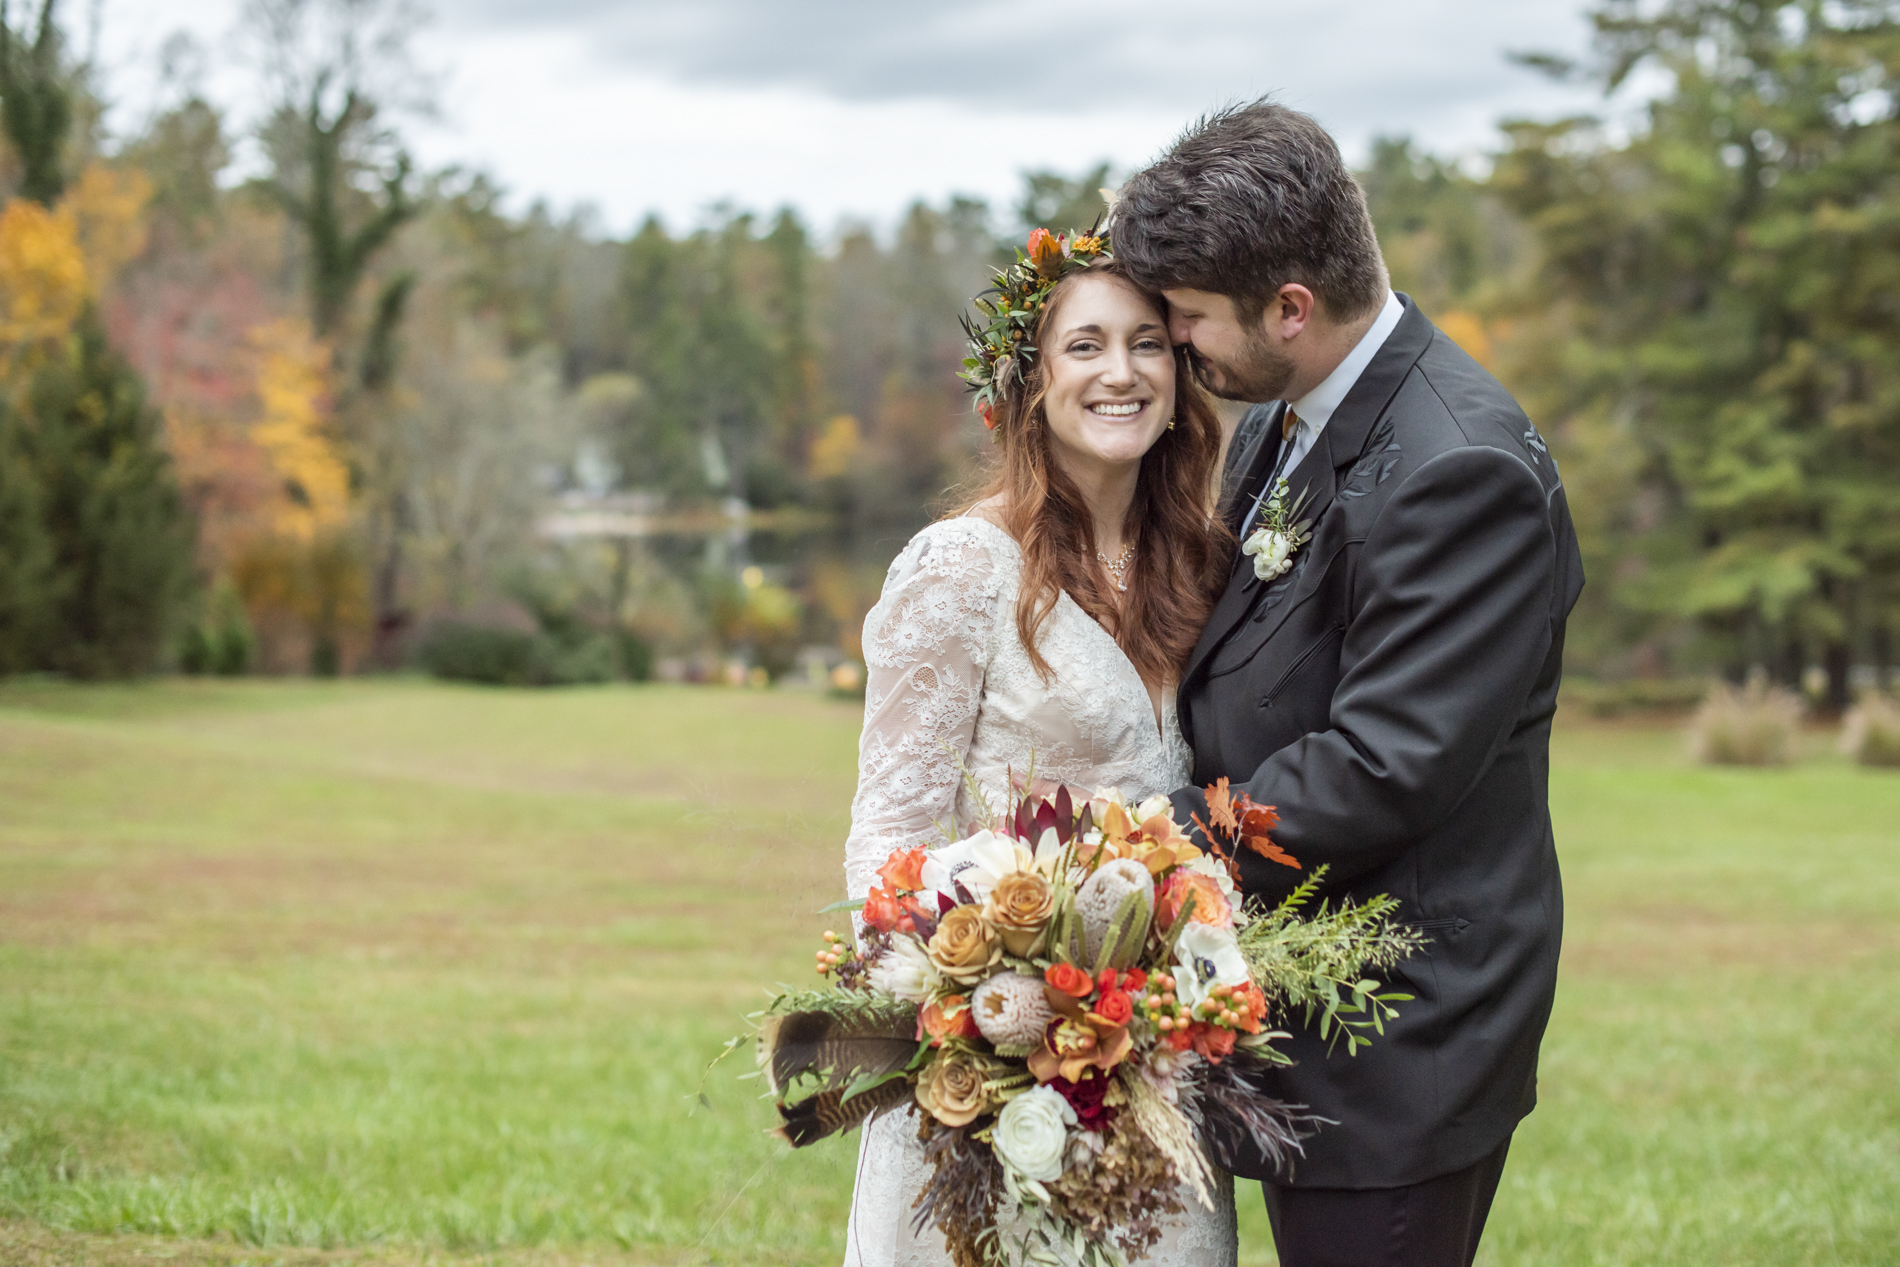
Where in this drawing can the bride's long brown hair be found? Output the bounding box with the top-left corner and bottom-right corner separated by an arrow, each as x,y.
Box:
959,262 -> 1231,686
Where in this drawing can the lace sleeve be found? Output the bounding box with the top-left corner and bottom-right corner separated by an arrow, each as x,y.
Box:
842,520 -> 1007,907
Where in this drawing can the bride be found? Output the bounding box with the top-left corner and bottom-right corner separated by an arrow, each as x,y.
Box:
840,246 -> 1237,1266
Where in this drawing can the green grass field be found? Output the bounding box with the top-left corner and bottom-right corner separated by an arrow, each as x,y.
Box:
1,679 -> 1895,1266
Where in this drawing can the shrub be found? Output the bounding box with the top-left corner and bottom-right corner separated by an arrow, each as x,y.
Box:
179,580 -> 256,677
1561,677 -> 1708,717
1689,677 -> 1804,766
616,629 -> 654,682
413,620 -> 613,688
1841,694 -> 1900,769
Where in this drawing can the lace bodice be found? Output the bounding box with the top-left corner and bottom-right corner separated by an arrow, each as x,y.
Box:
839,516 -> 1231,1267
843,516 -> 1193,905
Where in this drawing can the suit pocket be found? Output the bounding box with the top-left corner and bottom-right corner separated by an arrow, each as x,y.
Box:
1258,624 -> 1344,708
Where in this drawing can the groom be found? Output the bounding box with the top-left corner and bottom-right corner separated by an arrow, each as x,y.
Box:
1119,101 -> 1584,1267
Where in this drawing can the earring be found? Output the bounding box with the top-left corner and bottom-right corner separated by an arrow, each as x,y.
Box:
1167,413 -> 1177,431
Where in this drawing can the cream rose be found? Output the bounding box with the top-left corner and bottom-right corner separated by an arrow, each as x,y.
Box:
916,1049 -> 997,1128
927,906 -> 1003,983
984,870 -> 1054,957
993,1085 -> 1076,1182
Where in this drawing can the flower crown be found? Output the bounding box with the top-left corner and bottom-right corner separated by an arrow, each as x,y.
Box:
959,224 -> 1111,430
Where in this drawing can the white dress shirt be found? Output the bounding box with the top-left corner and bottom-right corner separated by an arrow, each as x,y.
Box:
1242,290 -> 1406,537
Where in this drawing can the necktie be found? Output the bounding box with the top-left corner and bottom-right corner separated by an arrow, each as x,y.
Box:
1243,408 -> 1303,537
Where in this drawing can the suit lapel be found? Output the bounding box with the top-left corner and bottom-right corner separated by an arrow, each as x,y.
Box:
1180,405 -> 1286,686
1227,430 -> 1341,652
1188,429 -> 1340,679
1221,402 -> 1287,534
1182,297 -> 1438,689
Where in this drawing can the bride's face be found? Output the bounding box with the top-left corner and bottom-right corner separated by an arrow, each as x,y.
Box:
1038,274 -> 1176,480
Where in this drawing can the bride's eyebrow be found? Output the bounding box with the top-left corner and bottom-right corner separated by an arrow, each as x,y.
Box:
1061,322 -> 1165,337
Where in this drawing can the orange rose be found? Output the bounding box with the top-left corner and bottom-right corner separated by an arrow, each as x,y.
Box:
862,884 -> 904,933
919,995 -> 981,1047
1158,871 -> 1233,931
1091,989 -> 1133,1027
1044,962 -> 1093,999
1192,1024 -> 1236,1063
878,848 -> 928,893
1234,981 -> 1268,1035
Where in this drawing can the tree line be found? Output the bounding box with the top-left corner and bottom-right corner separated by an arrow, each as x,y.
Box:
0,0 -> 1895,703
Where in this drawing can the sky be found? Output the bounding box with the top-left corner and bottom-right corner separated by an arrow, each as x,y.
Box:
90,0 -> 1616,238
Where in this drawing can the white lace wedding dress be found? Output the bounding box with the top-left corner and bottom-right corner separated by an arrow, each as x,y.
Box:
840,515 -> 1238,1267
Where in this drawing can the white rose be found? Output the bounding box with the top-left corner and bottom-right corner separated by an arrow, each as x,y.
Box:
1133,793 -> 1174,824
1173,922 -> 1249,1009
921,829 -> 1026,904
993,1085 -> 1076,1183
867,933 -> 940,1003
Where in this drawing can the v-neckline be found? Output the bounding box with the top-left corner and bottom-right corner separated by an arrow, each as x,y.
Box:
954,516 -> 1170,744
1060,589 -> 1169,742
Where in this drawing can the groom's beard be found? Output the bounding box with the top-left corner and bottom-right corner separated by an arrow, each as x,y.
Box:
1187,333 -> 1297,403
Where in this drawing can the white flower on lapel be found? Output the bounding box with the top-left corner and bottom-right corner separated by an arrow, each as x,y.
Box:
1241,478 -> 1313,583
1242,528 -> 1296,580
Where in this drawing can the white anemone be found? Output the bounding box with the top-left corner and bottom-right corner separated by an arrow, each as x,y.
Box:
921,829 -> 1024,903
1173,922 -> 1249,1009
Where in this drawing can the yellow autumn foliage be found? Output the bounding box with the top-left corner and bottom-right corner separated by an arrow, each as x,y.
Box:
1436,310 -> 1495,370
249,319 -> 352,541
0,198 -> 88,346
808,413 -> 862,480
67,165 -> 152,288
0,165 -> 153,360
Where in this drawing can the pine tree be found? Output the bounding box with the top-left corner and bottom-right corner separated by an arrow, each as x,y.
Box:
1496,0 -> 1900,701
17,319 -> 192,676
0,405 -> 52,670
0,0 -> 193,677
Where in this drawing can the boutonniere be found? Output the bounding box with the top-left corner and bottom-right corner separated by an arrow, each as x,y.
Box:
1241,478 -> 1314,583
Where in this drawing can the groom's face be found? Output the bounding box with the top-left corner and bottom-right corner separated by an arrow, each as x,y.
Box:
1163,288 -> 1297,404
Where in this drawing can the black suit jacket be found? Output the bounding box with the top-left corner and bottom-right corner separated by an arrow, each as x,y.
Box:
1171,296 -> 1584,1189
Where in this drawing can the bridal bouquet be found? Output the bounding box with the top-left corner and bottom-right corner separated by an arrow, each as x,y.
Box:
751,781 -> 1421,1267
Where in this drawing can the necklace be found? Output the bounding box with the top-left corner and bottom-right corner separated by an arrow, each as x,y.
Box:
1096,542 -> 1134,593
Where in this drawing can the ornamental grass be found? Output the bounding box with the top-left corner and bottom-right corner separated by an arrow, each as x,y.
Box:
1841,692 -> 1900,769
1689,676 -> 1804,767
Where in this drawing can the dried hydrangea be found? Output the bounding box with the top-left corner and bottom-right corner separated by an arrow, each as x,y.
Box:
1048,1117 -> 1184,1258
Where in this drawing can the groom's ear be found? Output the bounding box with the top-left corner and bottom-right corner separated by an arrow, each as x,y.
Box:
1261,283 -> 1317,343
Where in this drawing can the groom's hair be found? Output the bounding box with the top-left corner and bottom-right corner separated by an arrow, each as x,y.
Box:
1115,99 -> 1387,325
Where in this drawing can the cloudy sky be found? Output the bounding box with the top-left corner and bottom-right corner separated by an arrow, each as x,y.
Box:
94,0 -> 1614,236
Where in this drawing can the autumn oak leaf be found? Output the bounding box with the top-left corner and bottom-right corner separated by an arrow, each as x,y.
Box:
1204,777 -> 1238,833
1244,836 -> 1301,870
